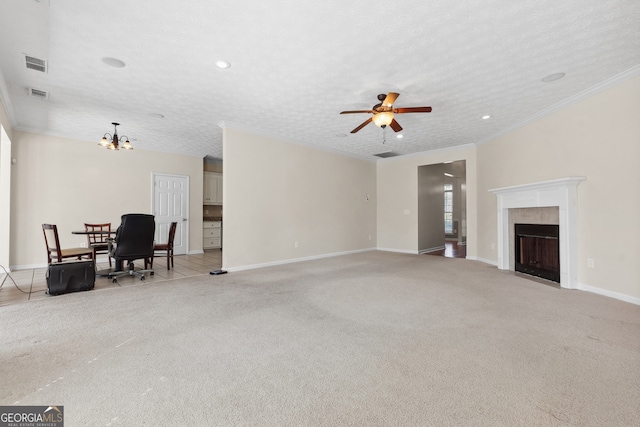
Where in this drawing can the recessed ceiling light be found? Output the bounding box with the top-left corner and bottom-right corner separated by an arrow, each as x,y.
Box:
541,72 -> 566,82
215,60 -> 231,69
396,134 -> 403,139
444,173 -> 454,177
149,113 -> 165,119
482,115 -> 491,120
102,57 -> 126,68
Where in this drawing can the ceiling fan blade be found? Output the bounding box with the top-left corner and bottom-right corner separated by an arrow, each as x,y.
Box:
393,106 -> 432,114
351,117 -> 373,133
340,110 -> 374,114
389,118 -> 403,132
382,92 -> 399,107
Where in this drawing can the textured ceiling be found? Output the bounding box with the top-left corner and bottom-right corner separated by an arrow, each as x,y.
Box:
0,0 -> 639,160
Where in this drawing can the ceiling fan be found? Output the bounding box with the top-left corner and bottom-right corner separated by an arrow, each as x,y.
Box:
340,92 -> 432,133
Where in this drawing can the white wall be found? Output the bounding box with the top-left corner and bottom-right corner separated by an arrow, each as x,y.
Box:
0,102 -> 12,271
418,163 -> 445,252
222,127 -> 377,270
446,160 -> 466,242
10,131 -> 204,268
377,145 -> 478,255
476,75 -> 640,300
0,125 -> 10,270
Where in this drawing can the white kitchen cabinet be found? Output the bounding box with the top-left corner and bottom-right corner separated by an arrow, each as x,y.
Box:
204,172 -> 223,205
203,221 -> 221,249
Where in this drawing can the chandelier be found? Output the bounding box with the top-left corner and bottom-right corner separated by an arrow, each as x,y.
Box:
98,122 -> 132,150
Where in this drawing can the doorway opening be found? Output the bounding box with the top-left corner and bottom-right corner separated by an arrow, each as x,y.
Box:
418,160 -> 466,257
425,241 -> 467,258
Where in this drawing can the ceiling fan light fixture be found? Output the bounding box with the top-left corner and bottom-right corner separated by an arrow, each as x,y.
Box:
372,112 -> 394,128
340,92 -> 431,134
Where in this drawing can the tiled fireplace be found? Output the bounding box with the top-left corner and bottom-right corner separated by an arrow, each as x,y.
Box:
489,177 -> 585,289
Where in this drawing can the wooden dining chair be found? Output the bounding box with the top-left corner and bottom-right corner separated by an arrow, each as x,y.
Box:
84,223 -> 112,267
42,224 -> 93,264
150,222 -> 177,270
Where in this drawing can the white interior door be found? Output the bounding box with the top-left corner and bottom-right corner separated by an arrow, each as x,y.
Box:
153,173 -> 188,255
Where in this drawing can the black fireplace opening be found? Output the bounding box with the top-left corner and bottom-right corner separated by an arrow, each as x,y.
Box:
514,223 -> 560,283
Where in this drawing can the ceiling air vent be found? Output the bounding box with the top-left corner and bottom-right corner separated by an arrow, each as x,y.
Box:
29,88 -> 49,99
24,55 -> 47,73
373,151 -> 399,158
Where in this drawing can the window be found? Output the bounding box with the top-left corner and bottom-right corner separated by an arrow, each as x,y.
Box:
444,183 -> 453,234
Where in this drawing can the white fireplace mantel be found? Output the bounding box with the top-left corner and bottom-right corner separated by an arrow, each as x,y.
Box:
489,177 -> 585,289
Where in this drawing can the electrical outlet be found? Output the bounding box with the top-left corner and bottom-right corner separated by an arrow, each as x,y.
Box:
294,241 -> 299,248
80,242 -> 86,248
491,243 -> 495,250
404,209 -> 410,215
587,258 -> 595,269
368,235 -> 372,241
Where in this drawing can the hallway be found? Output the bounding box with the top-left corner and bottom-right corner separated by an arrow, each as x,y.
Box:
426,241 -> 466,259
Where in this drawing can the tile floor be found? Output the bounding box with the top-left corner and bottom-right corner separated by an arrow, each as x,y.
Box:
0,250 -> 222,307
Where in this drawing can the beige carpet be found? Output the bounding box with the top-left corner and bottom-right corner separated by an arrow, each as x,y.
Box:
1,251 -> 639,426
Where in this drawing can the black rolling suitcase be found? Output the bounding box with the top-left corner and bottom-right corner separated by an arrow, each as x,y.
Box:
46,260 -> 96,295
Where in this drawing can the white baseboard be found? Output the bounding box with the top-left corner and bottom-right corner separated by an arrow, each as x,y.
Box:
577,282 -> 640,306
189,250 -> 205,255
226,248 -> 377,272
471,258 -> 639,305
377,247 -> 420,255
418,246 -> 445,254
467,256 -> 498,266
11,263 -> 47,270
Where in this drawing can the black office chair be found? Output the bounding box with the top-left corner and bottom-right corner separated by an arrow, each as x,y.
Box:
108,214 -> 155,283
